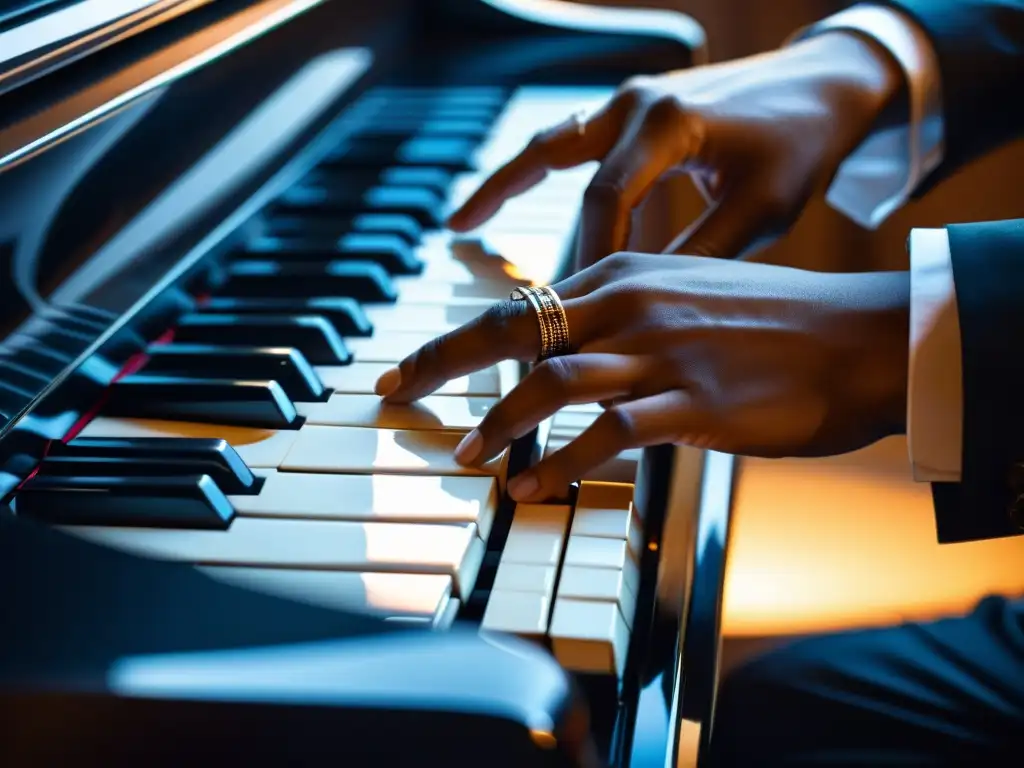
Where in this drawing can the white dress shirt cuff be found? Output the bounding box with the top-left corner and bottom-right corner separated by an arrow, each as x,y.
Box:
907,228 -> 963,482
791,4 -> 945,228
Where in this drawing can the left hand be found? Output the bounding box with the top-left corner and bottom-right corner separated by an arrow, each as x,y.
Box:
375,253 -> 910,502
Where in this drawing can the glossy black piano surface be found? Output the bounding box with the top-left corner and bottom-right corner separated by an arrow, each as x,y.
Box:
0,1 -> 733,765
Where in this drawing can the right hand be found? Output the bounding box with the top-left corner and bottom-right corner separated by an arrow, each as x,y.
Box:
448,31 -> 903,269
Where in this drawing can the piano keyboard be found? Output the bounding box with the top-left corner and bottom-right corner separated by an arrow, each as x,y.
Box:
11,84 -> 650,682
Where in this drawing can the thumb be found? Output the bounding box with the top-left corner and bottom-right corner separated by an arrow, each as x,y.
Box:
665,179 -> 791,260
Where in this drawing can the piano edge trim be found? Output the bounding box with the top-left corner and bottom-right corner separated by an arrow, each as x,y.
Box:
0,0 -> 219,99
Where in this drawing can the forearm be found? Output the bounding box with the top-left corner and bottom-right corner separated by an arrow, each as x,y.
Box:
792,4 -> 944,229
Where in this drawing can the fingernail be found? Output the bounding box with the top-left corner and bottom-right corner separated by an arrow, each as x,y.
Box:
375,367 -> 401,397
508,473 -> 538,501
454,429 -> 482,465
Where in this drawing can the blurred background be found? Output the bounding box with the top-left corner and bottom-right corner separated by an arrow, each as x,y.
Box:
588,0 -> 1024,663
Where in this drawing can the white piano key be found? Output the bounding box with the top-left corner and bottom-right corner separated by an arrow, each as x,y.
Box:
480,590 -> 552,639
410,257 -> 528,286
62,517 -> 485,597
499,503 -> 571,566
347,331 -> 440,363
572,481 -> 642,556
563,535 -> 640,597
198,566 -> 453,625
396,279 -> 511,304
438,597 -> 462,630
510,503 -> 572,533
549,597 -> 631,678
364,303 -> 484,333
543,435 -> 640,484
491,562 -> 557,595
314,362 -> 502,397
552,410 -> 600,430
561,403 -> 606,415
229,471 -> 498,538
300,393 -> 494,430
280,425 -> 509,482
77,417 -> 299,468
556,565 -> 637,630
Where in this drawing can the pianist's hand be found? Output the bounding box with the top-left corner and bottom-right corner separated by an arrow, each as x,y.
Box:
375,252 -> 911,502
448,31 -> 901,270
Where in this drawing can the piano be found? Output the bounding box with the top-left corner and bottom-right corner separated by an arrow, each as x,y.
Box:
0,1 -> 734,765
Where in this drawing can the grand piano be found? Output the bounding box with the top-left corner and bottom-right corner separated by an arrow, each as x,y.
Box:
0,1 -> 735,765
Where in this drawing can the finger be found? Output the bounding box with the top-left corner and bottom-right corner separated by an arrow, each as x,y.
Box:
507,389 -> 698,502
575,101 -> 700,270
447,100 -> 625,232
376,296 -> 590,403
665,177 -> 789,260
453,353 -> 648,466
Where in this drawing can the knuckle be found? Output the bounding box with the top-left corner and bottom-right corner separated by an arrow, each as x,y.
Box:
602,250 -> 636,273
617,76 -> 652,105
532,357 -> 578,401
406,332 -> 448,373
596,405 -> 637,445
482,298 -> 523,326
479,298 -> 531,355
525,132 -> 552,161
753,189 -> 797,230
583,178 -> 625,213
643,94 -> 686,129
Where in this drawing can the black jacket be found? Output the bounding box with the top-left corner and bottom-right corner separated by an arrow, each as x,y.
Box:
883,0 -> 1024,542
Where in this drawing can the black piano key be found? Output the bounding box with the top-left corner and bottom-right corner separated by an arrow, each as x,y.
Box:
262,212 -> 423,245
0,360 -> 48,393
37,455 -> 261,495
321,137 -> 401,167
39,305 -> 109,334
364,186 -> 445,227
278,185 -> 444,228
218,261 -> 396,304
105,375 -> 300,429
0,380 -> 32,415
339,232 -> 422,274
0,340 -> 73,366
143,344 -> 328,402
48,436 -> 257,495
379,166 -> 453,195
351,118 -> 493,139
242,234 -> 421,275
201,296 -> 372,337
173,314 -> 353,366
396,136 -> 477,171
16,475 -> 235,529
352,213 -> 423,244
8,325 -> 94,357
303,166 -> 452,198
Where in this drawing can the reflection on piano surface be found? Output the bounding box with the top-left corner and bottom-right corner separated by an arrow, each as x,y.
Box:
0,1 -> 733,766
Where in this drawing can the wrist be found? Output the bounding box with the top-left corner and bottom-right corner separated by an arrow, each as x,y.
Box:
790,31 -> 905,146
830,271 -> 911,438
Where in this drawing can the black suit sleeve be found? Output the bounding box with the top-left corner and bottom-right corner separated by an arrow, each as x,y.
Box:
880,0 -> 1024,190
931,219 -> 1024,543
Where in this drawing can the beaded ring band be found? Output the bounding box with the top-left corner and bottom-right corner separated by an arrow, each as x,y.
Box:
509,285 -> 571,361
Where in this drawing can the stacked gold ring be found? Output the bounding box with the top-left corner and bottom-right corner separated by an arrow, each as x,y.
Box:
510,285 -> 571,361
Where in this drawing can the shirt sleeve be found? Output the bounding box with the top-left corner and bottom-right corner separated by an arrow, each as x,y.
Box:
906,228 -> 963,482
791,4 -> 945,228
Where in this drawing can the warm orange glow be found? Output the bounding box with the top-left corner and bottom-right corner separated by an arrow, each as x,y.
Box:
722,436 -> 1024,636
